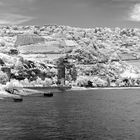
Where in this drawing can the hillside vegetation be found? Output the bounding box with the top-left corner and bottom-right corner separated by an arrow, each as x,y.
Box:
0,25 -> 140,87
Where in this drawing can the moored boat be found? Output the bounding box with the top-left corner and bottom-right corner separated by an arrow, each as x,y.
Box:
44,92 -> 53,97
13,97 -> 23,102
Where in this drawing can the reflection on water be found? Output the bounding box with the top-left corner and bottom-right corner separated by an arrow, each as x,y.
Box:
0,89 -> 139,140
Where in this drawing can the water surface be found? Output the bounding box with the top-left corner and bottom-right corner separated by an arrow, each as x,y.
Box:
0,89 -> 140,140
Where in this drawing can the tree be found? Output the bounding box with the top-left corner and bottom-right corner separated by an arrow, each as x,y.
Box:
70,65 -> 77,81
0,71 -> 9,84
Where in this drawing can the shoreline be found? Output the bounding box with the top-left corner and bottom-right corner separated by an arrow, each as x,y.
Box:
23,85 -> 140,91
70,86 -> 140,91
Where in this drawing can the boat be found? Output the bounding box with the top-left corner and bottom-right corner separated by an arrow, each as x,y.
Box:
13,97 -> 23,102
0,89 -> 23,102
43,91 -> 53,97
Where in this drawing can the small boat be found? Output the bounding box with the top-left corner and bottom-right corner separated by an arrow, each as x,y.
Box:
13,97 -> 23,102
44,92 -> 53,97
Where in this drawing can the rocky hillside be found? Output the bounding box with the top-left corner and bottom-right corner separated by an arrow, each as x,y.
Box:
0,25 -> 140,62
0,25 -> 140,87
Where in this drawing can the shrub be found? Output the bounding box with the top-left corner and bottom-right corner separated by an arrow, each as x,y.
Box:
7,79 -> 23,88
91,76 -> 108,87
50,67 -> 58,75
43,78 -> 52,86
0,71 -> 9,84
76,76 -> 89,87
23,78 -> 30,86
0,41 -> 5,47
76,76 -> 108,87
36,77 -> 43,85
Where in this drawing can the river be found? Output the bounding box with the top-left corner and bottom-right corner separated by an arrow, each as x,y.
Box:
0,89 -> 140,140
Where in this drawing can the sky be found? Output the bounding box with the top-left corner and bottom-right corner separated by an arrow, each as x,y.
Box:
0,0 -> 140,28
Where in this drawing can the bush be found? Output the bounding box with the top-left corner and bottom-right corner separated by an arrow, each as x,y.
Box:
43,78 -> 52,86
7,79 -> 23,88
91,76 -> 108,87
76,76 -> 108,87
50,67 -> 57,75
0,71 -> 9,84
0,41 -> 5,47
22,78 -> 30,87
76,76 -> 89,87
